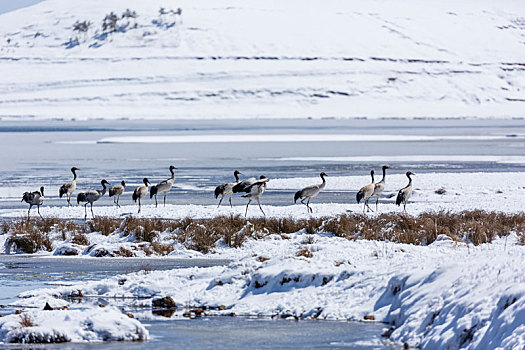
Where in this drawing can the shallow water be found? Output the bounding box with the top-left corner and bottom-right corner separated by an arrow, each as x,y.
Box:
1,118 -> 524,211
0,256 -> 389,349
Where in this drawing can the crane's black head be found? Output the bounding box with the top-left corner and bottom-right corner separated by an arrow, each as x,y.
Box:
382,165 -> 391,170
101,179 -> 110,186
260,175 -> 267,179
143,178 -> 150,185
40,186 -> 45,196
71,167 -> 79,172
121,180 -> 126,187
234,170 -> 242,176
406,171 -> 415,176
320,172 -> 327,178
169,165 -> 177,171
370,170 -> 375,175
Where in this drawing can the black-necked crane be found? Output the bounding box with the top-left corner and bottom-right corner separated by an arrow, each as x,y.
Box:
150,165 -> 177,207
109,181 -> 126,207
77,179 -> 109,220
356,170 -> 375,213
133,178 -> 150,214
396,171 -> 415,212
59,167 -> 79,207
371,165 -> 391,211
22,186 -> 44,219
232,173 -> 257,194
294,172 -> 327,213
242,175 -> 270,217
214,170 -> 242,208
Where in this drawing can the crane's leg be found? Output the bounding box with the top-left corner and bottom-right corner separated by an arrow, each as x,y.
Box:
376,197 -> 379,211
365,199 -> 374,213
84,203 -> 88,220
138,198 -> 141,214
37,205 -> 42,219
164,194 -> 166,207
300,198 -> 308,213
229,195 -> 232,208
27,205 -> 32,220
154,195 -> 158,208
67,194 -> 71,207
403,201 -> 407,213
257,198 -> 266,217
307,198 -> 312,213
90,203 -> 94,218
245,200 -> 252,217
117,196 -> 121,208
217,195 -> 223,208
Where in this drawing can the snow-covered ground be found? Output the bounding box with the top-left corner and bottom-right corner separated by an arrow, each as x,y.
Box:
0,0 -> 524,120
0,307 -> 149,343
11,230 -> 525,349
2,171 -> 524,220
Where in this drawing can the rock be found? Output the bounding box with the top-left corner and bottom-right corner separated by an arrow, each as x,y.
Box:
218,305 -> 226,310
43,302 -> 54,310
152,296 -> 176,309
434,188 -> 446,195
124,312 -> 134,319
53,245 -> 80,256
191,308 -> 204,316
364,315 -> 375,320
92,248 -> 114,257
153,309 -> 175,318
496,190 -> 503,194
15,310 -> 22,314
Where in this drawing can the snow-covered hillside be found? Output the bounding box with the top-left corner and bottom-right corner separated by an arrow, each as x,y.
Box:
0,0 -> 524,120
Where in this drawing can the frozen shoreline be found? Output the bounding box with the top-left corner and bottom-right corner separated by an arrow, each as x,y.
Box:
7,231 -> 525,348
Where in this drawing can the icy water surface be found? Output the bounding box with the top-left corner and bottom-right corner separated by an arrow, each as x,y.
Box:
0,256 -> 388,349
1,118 -> 524,211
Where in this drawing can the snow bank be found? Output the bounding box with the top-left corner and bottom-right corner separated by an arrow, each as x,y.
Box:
0,307 -> 149,344
14,230 -> 525,348
0,0 -> 524,120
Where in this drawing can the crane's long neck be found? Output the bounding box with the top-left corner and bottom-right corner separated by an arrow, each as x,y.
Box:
40,187 -> 45,196
234,172 -> 240,183
407,174 -> 412,185
371,173 -> 375,184
170,168 -> 175,180
320,174 -> 326,189
72,169 -> 77,181
380,168 -> 387,183
101,182 -> 107,196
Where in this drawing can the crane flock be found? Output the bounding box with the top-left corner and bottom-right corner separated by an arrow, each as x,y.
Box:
20,165 -> 416,219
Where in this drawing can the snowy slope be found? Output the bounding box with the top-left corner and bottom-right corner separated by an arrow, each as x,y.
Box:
0,0 -> 524,120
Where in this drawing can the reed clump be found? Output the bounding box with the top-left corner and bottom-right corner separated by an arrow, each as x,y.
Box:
2,211 -> 525,255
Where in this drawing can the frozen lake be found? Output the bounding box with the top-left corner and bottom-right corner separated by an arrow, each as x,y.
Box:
1,118 -> 524,212
0,256 -> 387,349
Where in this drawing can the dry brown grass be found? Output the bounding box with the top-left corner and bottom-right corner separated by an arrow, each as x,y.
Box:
3,211 -> 525,255
88,217 -> 120,236
115,247 -> 135,257
18,313 -> 36,327
71,233 -> 89,246
150,242 -> 174,255
296,246 -> 314,258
